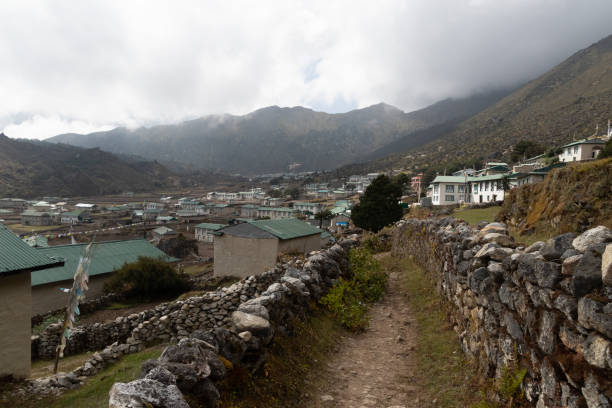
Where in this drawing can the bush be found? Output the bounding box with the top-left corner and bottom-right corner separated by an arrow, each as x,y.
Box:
104,257 -> 190,301
320,248 -> 387,330
362,232 -> 391,254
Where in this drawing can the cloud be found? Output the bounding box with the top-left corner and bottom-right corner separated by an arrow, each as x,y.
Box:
1,0 -> 611,139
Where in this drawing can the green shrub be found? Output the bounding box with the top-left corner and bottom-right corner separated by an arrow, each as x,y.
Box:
362,233 -> 391,254
104,257 -> 190,301
320,248 -> 387,330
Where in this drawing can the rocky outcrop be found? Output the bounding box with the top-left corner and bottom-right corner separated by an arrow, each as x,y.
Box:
392,219 -> 612,407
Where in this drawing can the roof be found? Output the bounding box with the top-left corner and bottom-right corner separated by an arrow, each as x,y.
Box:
432,174 -> 508,184
241,204 -> 259,209
293,202 -> 320,207
23,235 -> 49,248
62,210 -> 86,217
561,138 -> 606,148
152,226 -> 176,235
194,223 -> 226,231
32,239 -> 178,286
258,206 -> 295,212
75,203 -> 96,208
22,209 -> 51,217
0,223 -> 63,275
248,219 -> 322,240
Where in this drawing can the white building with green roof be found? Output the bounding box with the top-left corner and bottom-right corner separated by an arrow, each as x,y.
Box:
194,223 -> 227,242
558,138 -> 605,163
430,174 -> 508,206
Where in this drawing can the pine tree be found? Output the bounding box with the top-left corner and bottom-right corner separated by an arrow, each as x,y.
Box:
351,175 -> 403,232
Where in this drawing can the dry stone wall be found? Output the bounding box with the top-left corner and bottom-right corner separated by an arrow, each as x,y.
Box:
392,218 -> 611,408
21,239 -> 356,402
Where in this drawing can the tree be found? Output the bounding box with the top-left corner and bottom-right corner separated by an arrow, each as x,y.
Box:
511,140 -> 544,163
285,186 -> 300,200
351,175 -> 403,232
315,209 -> 333,228
598,138 -> 612,159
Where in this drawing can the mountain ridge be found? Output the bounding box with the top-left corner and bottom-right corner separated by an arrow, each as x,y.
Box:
47,90 -> 513,175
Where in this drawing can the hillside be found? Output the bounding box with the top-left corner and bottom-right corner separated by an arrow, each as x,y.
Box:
48,90 -> 510,175
0,134 -> 186,198
342,33 -> 612,175
498,158 -> 612,235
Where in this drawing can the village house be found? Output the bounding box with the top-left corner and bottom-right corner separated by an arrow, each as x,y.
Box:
429,176 -> 471,205
75,203 -> 98,212
152,226 -> 178,242
143,208 -> 163,221
429,174 -> 508,206
469,174 -> 507,204
213,218 -> 322,278
239,204 -> 259,218
21,209 -> 57,226
32,240 -> 177,315
107,205 -> 130,216
256,206 -> 296,219
194,223 -> 227,242
293,201 -> 323,215
0,198 -> 28,210
558,138 -> 606,162
209,203 -> 235,217
0,223 -> 63,378
60,209 -> 89,224
144,202 -> 165,210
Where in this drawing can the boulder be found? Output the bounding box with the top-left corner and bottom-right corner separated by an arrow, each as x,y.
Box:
541,232 -> 577,261
572,226 -> 612,252
237,303 -> 270,320
603,244 -> 612,286
475,243 -> 513,261
108,379 -> 189,408
562,255 -> 582,276
231,311 -> 271,335
582,333 -> 611,369
525,241 -> 545,254
481,233 -> 516,247
572,247 -> 603,297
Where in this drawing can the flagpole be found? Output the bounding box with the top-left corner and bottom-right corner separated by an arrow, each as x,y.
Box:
53,236 -> 96,374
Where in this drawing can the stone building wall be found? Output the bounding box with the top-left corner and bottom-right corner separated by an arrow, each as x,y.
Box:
392,218 -> 611,407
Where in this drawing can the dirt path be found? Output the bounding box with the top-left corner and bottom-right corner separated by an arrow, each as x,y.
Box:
300,253 -> 427,408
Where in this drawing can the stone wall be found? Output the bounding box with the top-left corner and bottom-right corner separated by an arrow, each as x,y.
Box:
391,218 -> 611,407
23,239 -> 356,401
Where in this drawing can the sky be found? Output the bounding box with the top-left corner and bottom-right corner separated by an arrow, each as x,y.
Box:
1,0 -> 611,140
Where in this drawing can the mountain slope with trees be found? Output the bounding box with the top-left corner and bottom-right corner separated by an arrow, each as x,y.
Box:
48,90 -> 511,175
348,33 -> 612,175
0,134 -> 188,198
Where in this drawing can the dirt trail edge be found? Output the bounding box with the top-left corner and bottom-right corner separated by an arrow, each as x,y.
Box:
300,253 -> 426,408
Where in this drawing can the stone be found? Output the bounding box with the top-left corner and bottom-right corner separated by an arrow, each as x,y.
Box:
559,323 -> 585,353
238,331 -> 253,342
541,232 -> 577,260
582,333 -> 611,369
577,297 -> 612,338
159,340 -> 212,379
475,243 -> 513,261
145,366 -> 176,385
534,260 -> 561,288
525,241 -> 545,253
108,379 -> 189,408
581,372 -> 610,408
573,226 -> 612,253
537,310 -> 557,354
231,311 -> 271,335
503,312 -> 523,340
572,247 -> 603,297
562,255 -> 583,275
553,293 -> 577,321
603,244 -> 612,286
482,233 -> 515,247
237,303 -> 270,320
561,248 -> 580,261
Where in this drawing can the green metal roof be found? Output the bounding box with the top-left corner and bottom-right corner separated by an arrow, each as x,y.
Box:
560,138 -> 606,148
32,239 -> 178,286
0,223 -> 63,275
432,176 -> 468,183
257,206 -> 295,212
194,223 -> 226,231
21,209 -> 51,217
247,218 -> 322,240
152,226 -> 176,235
62,210 -> 86,217
241,204 -> 259,209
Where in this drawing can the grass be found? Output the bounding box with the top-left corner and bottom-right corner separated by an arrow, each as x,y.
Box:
453,206 -> 501,226
508,228 -> 554,247
216,307 -> 346,408
183,263 -> 212,276
48,346 -> 164,408
380,255 -> 482,408
31,351 -> 95,379
32,312 -> 64,335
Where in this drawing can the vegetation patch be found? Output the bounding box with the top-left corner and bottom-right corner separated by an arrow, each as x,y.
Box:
104,256 -> 191,302
216,308 -> 346,408
453,205 -> 502,226
320,248 -> 388,330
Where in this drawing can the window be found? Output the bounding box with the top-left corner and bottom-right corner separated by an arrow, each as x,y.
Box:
485,182 -> 489,191
445,195 -> 455,202
566,148 -> 570,155
574,146 -> 578,154
458,185 -> 465,193
433,195 -> 439,202
445,185 -> 454,193
433,185 -> 439,194
492,182 -> 496,191
473,184 -> 479,193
